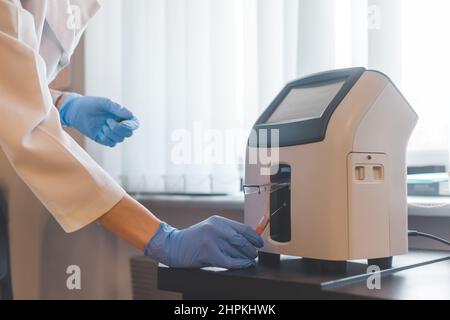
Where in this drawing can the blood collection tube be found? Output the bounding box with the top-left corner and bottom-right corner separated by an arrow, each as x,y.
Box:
256,215 -> 270,236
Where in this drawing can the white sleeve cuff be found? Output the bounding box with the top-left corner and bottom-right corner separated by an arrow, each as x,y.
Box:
52,181 -> 126,233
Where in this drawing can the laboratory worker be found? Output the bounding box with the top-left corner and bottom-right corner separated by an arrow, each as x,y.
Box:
0,0 -> 263,269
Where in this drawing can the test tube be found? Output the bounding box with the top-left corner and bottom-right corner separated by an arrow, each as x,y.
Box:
255,203 -> 287,235
256,215 -> 270,236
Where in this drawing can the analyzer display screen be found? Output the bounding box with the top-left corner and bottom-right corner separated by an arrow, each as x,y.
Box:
266,79 -> 346,124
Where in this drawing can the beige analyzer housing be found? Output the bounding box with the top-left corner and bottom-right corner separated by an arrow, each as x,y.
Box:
244,67 -> 418,268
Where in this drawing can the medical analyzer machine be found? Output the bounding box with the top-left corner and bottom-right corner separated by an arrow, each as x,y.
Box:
244,67 -> 418,270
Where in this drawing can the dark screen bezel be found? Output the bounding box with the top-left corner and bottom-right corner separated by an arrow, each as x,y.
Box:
250,67 -> 366,148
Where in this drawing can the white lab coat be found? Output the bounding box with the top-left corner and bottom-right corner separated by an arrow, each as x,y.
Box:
0,0 -> 125,232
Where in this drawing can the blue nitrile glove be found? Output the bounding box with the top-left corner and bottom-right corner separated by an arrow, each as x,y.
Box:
145,216 -> 264,269
59,93 -> 140,147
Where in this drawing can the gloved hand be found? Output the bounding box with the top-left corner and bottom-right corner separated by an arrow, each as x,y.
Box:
145,216 -> 264,269
59,93 -> 140,147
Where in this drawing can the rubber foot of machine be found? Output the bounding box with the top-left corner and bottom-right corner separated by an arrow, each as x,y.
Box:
368,257 -> 393,270
258,252 -> 281,266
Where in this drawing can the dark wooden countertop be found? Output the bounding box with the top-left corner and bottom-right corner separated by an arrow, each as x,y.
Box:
157,250 -> 450,300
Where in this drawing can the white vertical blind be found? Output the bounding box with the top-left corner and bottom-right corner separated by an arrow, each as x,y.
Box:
368,0 -> 403,84
84,0 -> 450,194
402,0 -> 450,152
350,0 -> 369,67
297,0 -> 337,76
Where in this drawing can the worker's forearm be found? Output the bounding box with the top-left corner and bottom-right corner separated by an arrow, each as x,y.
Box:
98,194 -> 161,251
